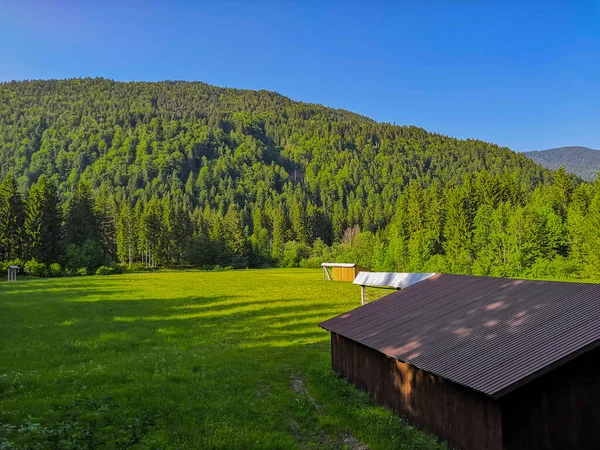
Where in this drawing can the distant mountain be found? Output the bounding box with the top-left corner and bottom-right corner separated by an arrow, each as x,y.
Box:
524,146 -> 600,181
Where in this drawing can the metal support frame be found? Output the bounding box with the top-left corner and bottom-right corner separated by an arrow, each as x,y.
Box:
7,267 -> 17,282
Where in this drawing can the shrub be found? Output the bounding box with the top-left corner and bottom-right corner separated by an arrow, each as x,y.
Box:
95,266 -> 114,275
77,268 -> 88,276
281,241 -> 311,268
110,263 -> 125,274
125,262 -> 151,272
299,257 -> 322,268
528,256 -> 578,279
24,258 -> 47,277
0,258 -> 23,272
65,239 -> 105,272
48,263 -> 62,277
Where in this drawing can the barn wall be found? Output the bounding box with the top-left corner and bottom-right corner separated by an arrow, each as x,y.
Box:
500,345 -> 600,450
331,333 -> 503,450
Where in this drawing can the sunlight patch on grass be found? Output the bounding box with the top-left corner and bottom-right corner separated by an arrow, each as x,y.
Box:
0,269 -> 447,449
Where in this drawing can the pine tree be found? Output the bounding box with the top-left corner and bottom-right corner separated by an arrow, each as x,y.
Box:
250,207 -> 270,265
443,186 -> 472,273
64,181 -> 98,247
583,188 -> 600,276
271,202 -> 289,261
24,175 -> 62,264
116,202 -> 135,264
94,188 -> 117,264
174,202 -> 193,263
223,204 -> 249,268
139,197 -> 163,266
0,173 -> 24,260
289,190 -> 310,245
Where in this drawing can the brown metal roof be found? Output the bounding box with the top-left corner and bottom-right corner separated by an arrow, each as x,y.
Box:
320,274 -> 600,398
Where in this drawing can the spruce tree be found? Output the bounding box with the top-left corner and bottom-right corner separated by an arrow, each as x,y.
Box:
94,189 -> 117,264
0,173 -> 25,260
223,204 -> 249,268
116,202 -> 134,264
64,182 -> 98,247
24,175 -> 62,264
271,202 -> 289,261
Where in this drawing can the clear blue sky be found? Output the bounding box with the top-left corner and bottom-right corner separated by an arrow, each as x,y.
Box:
1,1 -> 599,151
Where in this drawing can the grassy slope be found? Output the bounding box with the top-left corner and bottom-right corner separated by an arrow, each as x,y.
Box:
0,269 -> 445,450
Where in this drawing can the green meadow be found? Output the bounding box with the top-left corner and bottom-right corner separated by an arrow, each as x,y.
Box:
0,269 -> 446,449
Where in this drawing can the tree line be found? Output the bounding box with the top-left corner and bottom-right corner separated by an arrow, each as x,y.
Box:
0,78 -> 595,278
1,166 -> 598,279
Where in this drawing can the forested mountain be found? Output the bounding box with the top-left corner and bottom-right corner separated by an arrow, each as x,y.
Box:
1,78 -> 598,279
524,146 -> 600,181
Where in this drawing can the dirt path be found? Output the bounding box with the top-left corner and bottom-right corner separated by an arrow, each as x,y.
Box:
289,374 -> 370,450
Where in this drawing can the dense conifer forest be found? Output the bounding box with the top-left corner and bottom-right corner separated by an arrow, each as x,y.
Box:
0,78 -> 597,278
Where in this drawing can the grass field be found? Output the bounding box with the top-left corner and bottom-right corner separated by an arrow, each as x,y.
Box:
0,269 -> 446,449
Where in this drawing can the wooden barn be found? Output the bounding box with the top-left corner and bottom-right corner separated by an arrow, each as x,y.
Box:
321,263 -> 368,282
320,274 -> 600,450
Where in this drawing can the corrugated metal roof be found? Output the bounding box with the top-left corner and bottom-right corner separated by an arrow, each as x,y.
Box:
353,272 -> 436,289
320,274 -> 600,398
321,262 -> 357,268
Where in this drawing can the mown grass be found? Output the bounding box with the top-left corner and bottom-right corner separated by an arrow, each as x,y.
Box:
0,269 -> 447,449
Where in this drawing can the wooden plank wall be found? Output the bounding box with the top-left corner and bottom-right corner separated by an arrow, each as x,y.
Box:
500,345 -> 600,450
331,332 -> 503,450
332,267 -> 357,282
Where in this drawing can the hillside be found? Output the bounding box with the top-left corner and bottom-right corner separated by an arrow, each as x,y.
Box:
524,146 -> 600,181
2,78 -> 599,280
0,79 -> 549,196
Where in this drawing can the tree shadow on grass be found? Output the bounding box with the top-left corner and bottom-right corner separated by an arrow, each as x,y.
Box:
0,283 -> 447,450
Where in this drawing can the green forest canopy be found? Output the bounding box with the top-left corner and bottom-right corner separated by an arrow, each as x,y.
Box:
0,78 -> 598,279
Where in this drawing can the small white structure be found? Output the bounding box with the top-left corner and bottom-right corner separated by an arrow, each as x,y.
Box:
7,265 -> 19,282
321,262 -> 368,281
353,272 -> 436,305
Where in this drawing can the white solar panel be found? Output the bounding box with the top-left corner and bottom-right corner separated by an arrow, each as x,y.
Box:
353,272 -> 436,289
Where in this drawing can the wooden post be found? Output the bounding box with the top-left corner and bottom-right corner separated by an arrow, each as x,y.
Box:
361,285 -> 366,305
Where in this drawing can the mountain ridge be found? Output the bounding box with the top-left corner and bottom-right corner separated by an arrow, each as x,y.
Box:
524,146 -> 600,181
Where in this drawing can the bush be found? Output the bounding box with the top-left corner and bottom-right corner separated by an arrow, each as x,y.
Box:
48,263 -> 62,277
528,256 -> 578,279
95,266 -> 114,275
24,258 -> 47,277
281,241 -> 311,268
125,262 -> 151,272
65,239 -> 105,272
110,263 -> 125,274
299,257 -> 322,268
77,268 -> 88,276
185,234 -> 217,267
0,258 -> 23,272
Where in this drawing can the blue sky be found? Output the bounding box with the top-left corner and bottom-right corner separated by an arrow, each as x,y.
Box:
1,1 -> 599,151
